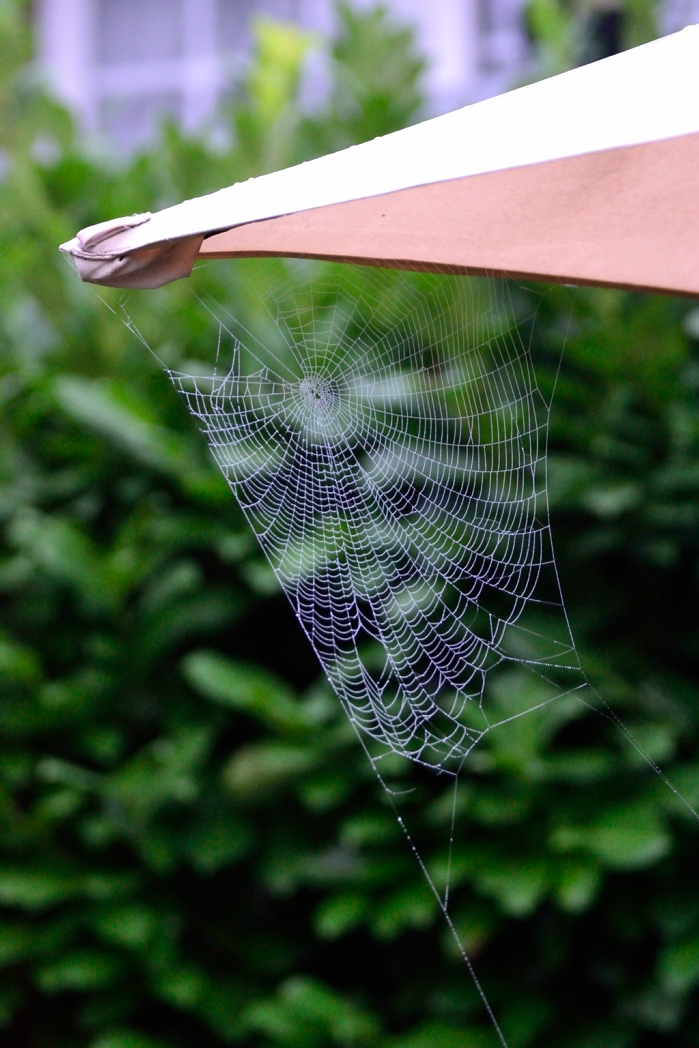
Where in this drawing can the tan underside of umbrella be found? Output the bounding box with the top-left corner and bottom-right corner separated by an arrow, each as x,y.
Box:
200,133 -> 699,296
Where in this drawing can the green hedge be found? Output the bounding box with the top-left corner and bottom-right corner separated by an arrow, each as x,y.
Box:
0,2 -> 698,1046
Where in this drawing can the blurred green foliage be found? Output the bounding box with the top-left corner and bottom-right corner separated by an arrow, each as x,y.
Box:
526,0 -> 657,74
0,1 -> 698,1047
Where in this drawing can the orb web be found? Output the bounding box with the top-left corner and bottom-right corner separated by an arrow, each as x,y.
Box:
167,266 -> 577,770
124,262 -> 697,1048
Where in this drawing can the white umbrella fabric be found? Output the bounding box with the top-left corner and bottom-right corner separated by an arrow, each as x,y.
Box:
61,24 -> 699,296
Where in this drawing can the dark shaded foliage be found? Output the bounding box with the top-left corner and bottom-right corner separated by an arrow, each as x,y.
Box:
0,2 -> 698,1047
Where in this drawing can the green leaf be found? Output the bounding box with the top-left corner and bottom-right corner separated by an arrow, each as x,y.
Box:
37,756 -> 102,791
248,18 -> 315,129
55,376 -> 215,495
92,1032 -> 170,1048
152,964 -> 206,1009
659,934 -> 699,993
0,923 -> 35,966
314,893 -> 368,940
0,869 -> 78,910
372,883 -> 436,939
106,728 -> 212,819
552,802 -> 671,870
475,859 -> 549,917
93,904 -> 156,950
582,482 -> 643,519
554,861 -> 601,913
244,976 -> 378,1045
389,1022 -> 492,1048
36,948 -> 123,991
328,2 -> 424,143
222,742 -> 320,796
340,813 -> 399,848
182,650 -> 307,731
185,807 -> 253,873
9,509 -> 120,613
0,631 -> 40,683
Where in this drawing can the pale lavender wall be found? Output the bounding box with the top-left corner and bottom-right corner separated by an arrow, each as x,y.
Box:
35,0 -> 528,152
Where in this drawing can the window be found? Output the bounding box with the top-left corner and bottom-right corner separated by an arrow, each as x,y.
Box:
97,0 -> 184,64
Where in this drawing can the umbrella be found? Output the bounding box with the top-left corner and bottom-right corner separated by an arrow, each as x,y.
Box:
60,24 -> 699,296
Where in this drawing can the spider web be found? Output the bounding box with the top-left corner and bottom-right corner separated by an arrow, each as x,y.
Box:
167,265 -> 583,772
125,261 -> 698,1048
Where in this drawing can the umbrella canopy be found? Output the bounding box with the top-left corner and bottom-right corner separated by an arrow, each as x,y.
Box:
61,24 -> 699,296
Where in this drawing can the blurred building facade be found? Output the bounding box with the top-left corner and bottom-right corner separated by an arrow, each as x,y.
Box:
36,0 -> 530,152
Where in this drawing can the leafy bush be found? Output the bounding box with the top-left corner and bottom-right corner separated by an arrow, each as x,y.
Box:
0,2 -> 698,1047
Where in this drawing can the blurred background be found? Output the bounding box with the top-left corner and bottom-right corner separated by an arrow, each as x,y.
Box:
2,1 -> 699,1046
35,0 -> 699,152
